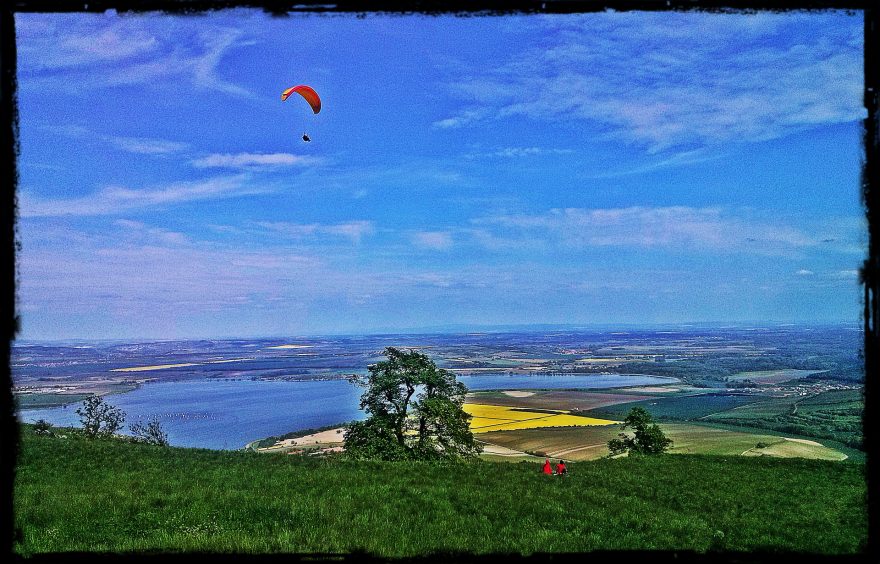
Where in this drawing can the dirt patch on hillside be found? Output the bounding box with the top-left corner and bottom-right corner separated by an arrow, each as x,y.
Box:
783,437 -> 823,446
275,428 -> 345,447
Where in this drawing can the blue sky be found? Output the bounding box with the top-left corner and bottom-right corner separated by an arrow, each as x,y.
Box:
14,9 -> 866,340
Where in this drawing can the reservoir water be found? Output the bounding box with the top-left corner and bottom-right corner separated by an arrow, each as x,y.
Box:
18,373 -> 677,450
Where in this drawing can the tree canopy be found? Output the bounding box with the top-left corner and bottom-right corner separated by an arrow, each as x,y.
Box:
343,347 -> 481,461
607,406 -> 673,456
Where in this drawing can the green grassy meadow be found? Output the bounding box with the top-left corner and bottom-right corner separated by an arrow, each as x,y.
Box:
14,425 -> 867,556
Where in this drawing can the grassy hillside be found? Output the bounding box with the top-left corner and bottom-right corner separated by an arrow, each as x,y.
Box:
14,425 -> 867,556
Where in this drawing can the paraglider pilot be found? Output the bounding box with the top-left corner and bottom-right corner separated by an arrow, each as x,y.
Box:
302,133 -> 311,142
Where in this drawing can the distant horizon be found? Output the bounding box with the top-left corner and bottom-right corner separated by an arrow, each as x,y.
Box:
12,319 -> 862,345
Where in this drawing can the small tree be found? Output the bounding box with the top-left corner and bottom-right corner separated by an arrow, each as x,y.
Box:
33,419 -> 53,436
607,406 -> 672,456
130,417 -> 169,446
76,395 -> 125,439
344,347 -> 481,461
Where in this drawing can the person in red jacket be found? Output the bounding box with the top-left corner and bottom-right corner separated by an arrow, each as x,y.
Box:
542,458 -> 553,475
556,460 -> 567,476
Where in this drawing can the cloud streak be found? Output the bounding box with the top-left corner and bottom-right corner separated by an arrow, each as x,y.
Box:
256,220 -> 376,244
19,174 -> 265,217
43,124 -> 190,156
192,152 -> 322,169
471,206 -> 835,254
411,231 -> 454,250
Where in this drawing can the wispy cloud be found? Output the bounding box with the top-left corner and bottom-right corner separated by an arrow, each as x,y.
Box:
256,220 -> 376,244
107,136 -> 190,155
20,174 -> 264,217
463,146 -> 576,159
192,152 -> 322,169
411,231 -> 453,250
471,206 -> 830,254
18,237 -> 323,318
586,148 -> 725,178
44,124 -> 189,156
432,109 -> 487,130
113,219 -> 190,246
436,12 -> 863,152
17,17 -> 160,70
17,14 -> 256,98
832,269 -> 860,280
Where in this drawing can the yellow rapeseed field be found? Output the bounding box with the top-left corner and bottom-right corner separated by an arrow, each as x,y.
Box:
463,403 -> 619,433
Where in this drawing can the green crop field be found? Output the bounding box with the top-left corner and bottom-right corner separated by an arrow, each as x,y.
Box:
583,392 -> 767,422
798,389 -> 864,411
13,425 -> 867,556
704,390 -> 864,449
703,395 -> 800,420
15,392 -> 92,410
727,369 -> 826,384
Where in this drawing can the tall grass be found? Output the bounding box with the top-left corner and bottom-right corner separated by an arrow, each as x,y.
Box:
14,426 -> 867,556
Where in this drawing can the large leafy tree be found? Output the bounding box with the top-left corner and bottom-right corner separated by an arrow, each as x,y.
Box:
344,347 -> 481,461
607,406 -> 673,456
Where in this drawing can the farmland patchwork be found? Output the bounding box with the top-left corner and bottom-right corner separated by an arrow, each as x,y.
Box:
464,403 -> 618,433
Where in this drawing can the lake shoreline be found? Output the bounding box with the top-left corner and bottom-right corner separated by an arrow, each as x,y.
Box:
16,373 -> 681,451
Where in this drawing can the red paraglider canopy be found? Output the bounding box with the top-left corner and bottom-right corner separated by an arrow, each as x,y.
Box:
281,85 -> 321,114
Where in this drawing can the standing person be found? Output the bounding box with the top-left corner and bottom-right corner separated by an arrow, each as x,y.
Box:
556,460 -> 567,476
542,458 -> 553,475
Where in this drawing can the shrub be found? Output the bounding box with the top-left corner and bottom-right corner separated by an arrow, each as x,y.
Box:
130,417 -> 169,446
75,396 -> 125,439
32,419 -> 53,436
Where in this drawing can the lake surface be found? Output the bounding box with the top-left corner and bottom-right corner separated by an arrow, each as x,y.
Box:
19,373 -> 677,450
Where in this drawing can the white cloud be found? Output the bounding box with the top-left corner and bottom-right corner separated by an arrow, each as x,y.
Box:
18,239 -> 324,318
189,27 -> 254,98
463,146 -> 576,159
796,269 -> 814,276
19,174 -> 265,217
472,206 -> 821,253
411,231 -> 453,250
191,152 -> 321,169
107,136 -> 189,155
587,148 -> 725,178
323,221 -> 376,243
437,12 -> 863,152
432,109 -> 486,129
17,14 -> 256,98
43,125 -> 189,156
113,219 -> 190,246
17,16 -> 160,70
832,269 -> 860,279
256,220 -> 375,244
